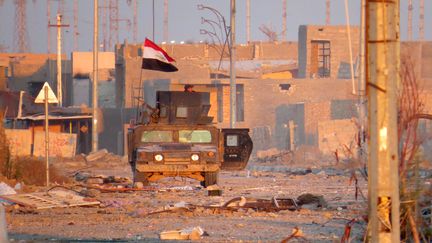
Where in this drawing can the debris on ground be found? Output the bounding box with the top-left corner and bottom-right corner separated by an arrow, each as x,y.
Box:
222,196 -> 298,211
159,226 -> 205,240
297,193 -> 328,209
256,148 -> 281,161
73,172 -> 131,185
159,186 -> 197,192
205,184 -> 222,196
281,226 -> 305,242
85,149 -> 109,162
0,182 -> 16,195
0,189 -> 100,209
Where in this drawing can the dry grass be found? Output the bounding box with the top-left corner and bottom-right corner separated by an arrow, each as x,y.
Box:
0,111 -> 69,186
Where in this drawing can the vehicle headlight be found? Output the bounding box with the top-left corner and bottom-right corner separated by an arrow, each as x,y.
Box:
191,154 -> 200,161
207,151 -> 215,157
154,154 -> 164,162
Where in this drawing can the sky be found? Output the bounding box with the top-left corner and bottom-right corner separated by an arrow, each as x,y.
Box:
0,0 -> 431,55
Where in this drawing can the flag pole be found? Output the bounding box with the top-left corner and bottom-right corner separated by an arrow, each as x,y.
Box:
136,68 -> 143,123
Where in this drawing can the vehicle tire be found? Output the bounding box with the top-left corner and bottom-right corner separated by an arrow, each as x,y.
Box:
200,172 -> 218,188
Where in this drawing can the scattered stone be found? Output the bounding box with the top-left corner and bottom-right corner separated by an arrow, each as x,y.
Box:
85,149 -> 108,162
74,172 -> 91,182
0,182 -> 16,195
316,171 -> 327,176
134,182 -> 144,189
206,184 -> 222,196
297,193 -> 328,209
86,178 -> 104,184
14,183 -> 22,191
80,189 -> 101,198
160,226 -> 205,240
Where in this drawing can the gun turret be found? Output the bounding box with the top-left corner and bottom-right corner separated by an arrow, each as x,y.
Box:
156,91 -> 214,125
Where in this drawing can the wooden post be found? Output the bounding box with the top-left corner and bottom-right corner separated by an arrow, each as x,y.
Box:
366,0 -> 401,242
44,86 -> 50,187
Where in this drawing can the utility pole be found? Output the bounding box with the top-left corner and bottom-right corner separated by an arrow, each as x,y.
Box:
230,0 -> 236,128
56,14 -> 63,107
366,0 -> 401,242
14,0 -> 29,52
93,0 -> 99,152
358,0 -> 367,170
48,14 -> 69,107
73,0 -> 79,50
109,0 -> 119,50
343,0 -> 356,95
163,0 -> 168,42
282,0 -> 287,41
419,0 -> 424,40
102,0 -> 108,51
133,0 -> 138,43
246,0 -> 250,43
47,0 -> 51,54
325,0 -> 330,25
408,0 -> 413,40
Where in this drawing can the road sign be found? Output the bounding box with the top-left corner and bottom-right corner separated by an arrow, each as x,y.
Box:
35,82 -> 59,104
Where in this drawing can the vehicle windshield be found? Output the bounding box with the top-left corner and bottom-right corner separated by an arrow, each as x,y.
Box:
141,130 -> 173,143
179,130 -> 212,143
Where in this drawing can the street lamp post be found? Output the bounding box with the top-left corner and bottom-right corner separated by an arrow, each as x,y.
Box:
92,0 -> 99,152
198,3 -> 236,128
229,0 -> 236,128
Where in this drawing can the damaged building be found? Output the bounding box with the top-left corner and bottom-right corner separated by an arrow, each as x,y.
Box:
2,25 -> 432,159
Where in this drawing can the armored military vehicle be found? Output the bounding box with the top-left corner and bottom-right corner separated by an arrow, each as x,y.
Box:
127,91 -> 253,187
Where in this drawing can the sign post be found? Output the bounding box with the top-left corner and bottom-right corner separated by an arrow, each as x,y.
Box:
35,82 -> 58,186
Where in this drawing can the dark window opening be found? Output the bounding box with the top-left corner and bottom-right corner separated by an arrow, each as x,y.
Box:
311,40 -> 331,78
279,84 -> 291,91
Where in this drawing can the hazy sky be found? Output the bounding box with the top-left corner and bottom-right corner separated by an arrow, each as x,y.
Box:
0,0 -> 430,55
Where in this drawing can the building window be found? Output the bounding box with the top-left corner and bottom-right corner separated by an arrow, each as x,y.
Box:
310,40 -> 331,78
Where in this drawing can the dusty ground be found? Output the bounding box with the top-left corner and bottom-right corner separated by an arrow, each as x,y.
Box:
5,153 -> 369,242
7,160 -> 365,242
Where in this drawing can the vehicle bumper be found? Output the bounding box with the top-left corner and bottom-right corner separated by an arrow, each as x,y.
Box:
136,164 -> 220,173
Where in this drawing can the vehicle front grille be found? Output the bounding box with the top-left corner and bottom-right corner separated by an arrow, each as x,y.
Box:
163,152 -> 191,164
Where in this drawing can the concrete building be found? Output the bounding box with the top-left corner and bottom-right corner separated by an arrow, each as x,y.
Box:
2,25 -> 431,159
111,25 -> 432,158
0,53 -> 72,106
71,52 -> 116,107
298,25 -> 360,79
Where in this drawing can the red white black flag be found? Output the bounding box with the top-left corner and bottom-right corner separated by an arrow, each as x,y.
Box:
142,38 -> 178,72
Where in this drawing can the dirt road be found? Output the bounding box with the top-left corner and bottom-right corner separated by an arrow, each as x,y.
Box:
6,161 -> 367,242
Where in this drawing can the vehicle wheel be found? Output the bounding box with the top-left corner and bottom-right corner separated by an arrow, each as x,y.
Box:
134,171 -> 150,186
200,172 -> 218,188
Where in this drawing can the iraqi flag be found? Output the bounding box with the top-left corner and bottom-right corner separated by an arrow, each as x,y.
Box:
142,38 -> 178,72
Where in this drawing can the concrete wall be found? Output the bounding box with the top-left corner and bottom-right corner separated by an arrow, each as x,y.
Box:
111,37 -> 432,156
0,53 -> 73,106
99,108 -> 136,155
0,66 -> 6,91
71,52 -> 114,79
318,119 -> 357,158
121,41 -> 298,61
5,129 -> 77,158
298,25 -> 360,79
